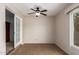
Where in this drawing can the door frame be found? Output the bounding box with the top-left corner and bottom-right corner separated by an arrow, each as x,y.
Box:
70,7 -> 79,49
14,15 -> 23,48
5,7 -> 23,49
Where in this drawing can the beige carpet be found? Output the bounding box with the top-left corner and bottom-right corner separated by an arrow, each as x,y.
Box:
10,44 -> 67,55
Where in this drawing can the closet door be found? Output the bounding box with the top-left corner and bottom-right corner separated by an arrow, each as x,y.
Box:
14,15 -> 22,48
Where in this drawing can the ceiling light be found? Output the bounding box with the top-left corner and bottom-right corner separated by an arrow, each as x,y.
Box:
36,12 -> 40,16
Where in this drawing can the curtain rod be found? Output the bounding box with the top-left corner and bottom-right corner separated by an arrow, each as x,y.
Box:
67,5 -> 79,14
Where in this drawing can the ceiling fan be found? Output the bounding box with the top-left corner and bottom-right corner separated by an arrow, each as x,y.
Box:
28,6 -> 47,17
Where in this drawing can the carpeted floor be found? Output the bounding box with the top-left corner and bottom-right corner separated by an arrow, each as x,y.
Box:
10,44 -> 67,55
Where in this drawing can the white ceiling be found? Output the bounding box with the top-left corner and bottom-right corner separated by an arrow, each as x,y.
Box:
8,3 -> 69,16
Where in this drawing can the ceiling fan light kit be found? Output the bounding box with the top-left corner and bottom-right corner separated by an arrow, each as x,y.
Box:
36,12 -> 40,16
28,6 -> 47,17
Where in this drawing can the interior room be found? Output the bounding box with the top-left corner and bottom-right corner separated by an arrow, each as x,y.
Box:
0,3 -> 79,55
5,9 -> 14,54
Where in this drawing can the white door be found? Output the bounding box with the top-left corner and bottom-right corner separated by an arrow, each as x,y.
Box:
14,15 -> 22,48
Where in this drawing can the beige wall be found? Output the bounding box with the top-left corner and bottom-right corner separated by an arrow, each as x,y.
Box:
23,16 -> 55,43
55,3 -> 79,54
55,9 -> 70,54
5,4 -> 24,19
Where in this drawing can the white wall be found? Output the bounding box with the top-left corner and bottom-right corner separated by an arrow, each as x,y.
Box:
0,4 -> 6,55
23,16 -> 55,43
55,3 -> 79,54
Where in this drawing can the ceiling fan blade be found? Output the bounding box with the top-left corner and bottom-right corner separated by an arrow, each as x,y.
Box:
40,13 -> 47,16
28,12 -> 35,14
31,8 -> 36,11
40,10 -> 47,12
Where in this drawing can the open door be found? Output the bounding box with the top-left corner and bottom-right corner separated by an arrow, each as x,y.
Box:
14,15 -> 22,48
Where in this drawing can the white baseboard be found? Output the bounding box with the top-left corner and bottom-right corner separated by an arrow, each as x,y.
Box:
23,42 -> 54,45
20,42 -> 24,45
0,52 -> 6,55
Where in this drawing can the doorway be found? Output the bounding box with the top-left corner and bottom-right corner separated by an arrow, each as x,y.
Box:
6,22 -> 10,42
5,9 -> 14,54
